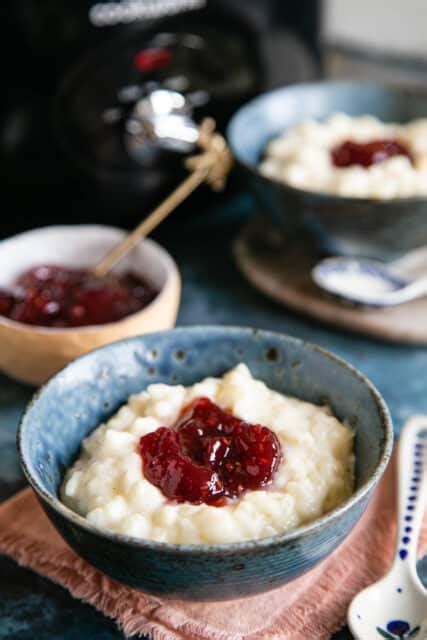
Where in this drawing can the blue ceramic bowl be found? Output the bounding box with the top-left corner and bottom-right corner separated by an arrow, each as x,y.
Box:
18,327 -> 392,600
227,81 -> 427,259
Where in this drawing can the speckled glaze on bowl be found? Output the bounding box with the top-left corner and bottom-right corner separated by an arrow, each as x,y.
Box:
227,81 -> 427,259
18,327 -> 393,600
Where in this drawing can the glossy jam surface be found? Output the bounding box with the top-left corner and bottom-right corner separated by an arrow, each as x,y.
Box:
331,138 -> 412,168
0,265 -> 157,327
139,397 -> 282,505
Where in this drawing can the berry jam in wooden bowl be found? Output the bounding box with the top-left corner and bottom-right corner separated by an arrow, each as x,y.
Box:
0,225 -> 180,385
0,265 -> 157,328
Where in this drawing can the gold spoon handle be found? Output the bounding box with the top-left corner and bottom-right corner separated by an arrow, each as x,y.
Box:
92,166 -> 209,278
92,118 -> 232,279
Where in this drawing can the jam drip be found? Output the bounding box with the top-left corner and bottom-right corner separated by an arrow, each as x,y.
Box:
139,397 -> 282,505
331,138 -> 412,168
0,265 -> 157,327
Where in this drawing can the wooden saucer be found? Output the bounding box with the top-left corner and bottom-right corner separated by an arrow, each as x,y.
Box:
234,217 -> 427,344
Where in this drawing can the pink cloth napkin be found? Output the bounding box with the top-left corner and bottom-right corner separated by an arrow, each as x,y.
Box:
0,453 -> 426,640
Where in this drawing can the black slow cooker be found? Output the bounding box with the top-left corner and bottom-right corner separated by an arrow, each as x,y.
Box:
0,0 -> 320,231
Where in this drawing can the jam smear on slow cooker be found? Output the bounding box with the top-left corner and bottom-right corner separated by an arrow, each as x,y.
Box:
331,138 -> 412,168
0,265 -> 157,327
139,397 -> 282,505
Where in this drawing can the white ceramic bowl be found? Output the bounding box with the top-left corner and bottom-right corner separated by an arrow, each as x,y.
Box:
0,225 -> 181,385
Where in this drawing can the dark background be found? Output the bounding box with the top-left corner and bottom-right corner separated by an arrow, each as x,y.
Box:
0,0 -> 321,235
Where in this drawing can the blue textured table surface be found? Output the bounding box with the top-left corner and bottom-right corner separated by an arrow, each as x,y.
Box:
1,194 -> 426,639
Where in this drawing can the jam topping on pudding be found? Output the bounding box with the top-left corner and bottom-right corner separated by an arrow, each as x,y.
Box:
331,138 -> 412,168
0,265 -> 157,327
61,365 -> 355,543
139,397 -> 282,505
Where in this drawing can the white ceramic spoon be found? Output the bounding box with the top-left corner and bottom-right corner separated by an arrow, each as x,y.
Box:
312,247 -> 427,307
348,416 -> 427,640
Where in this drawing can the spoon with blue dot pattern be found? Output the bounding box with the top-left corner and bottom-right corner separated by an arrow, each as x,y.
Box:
312,247 -> 427,307
348,416 -> 427,640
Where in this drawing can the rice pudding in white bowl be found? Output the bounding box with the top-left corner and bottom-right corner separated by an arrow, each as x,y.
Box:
61,364 -> 355,544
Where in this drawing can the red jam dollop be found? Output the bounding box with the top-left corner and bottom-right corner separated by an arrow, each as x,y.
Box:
0,265 -> 157,327
139,397 -> 282,505
331,138 -> 412,168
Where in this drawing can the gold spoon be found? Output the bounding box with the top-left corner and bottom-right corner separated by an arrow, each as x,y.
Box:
92,118 -> 233,279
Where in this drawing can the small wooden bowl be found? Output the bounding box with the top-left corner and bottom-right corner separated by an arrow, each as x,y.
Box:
0,225 -> 181,386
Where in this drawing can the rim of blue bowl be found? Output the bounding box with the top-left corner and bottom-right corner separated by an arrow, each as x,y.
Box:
227,79 -> 427,206
17,326 -> 393,555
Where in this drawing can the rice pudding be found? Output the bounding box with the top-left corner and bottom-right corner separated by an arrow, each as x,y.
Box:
260,114 -> 427,199
61,364 -> 354,544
